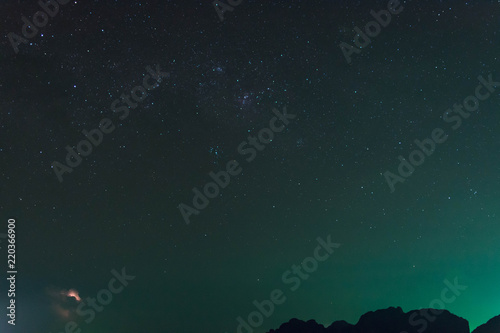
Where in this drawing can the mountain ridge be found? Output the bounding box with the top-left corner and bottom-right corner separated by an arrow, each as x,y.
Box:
266,307 -> 498,333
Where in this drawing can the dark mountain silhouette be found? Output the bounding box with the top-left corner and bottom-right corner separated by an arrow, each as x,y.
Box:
267,306 -> 499,333
268,318 -> 325,333
471,315 -> 500,333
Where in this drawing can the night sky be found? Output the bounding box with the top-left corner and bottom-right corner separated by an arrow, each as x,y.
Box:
1,0 -> 500,332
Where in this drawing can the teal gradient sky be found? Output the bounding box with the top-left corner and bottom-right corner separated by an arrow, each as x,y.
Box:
0,1 -> 499,332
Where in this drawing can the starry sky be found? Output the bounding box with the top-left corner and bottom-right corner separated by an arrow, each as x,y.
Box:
1,0 -> 500,332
